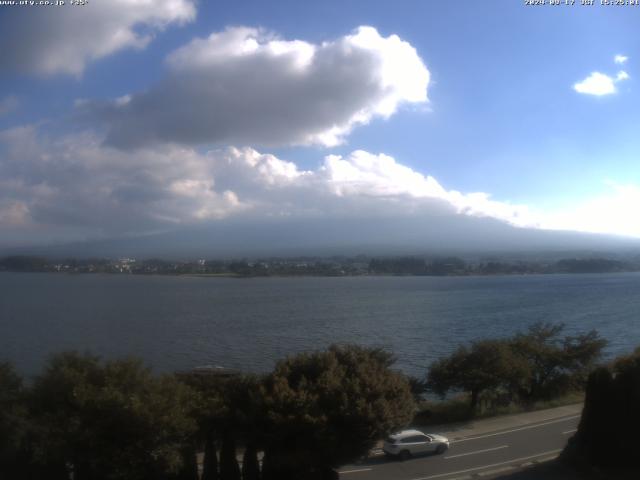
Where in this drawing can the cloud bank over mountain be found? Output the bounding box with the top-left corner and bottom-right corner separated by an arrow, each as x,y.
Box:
0,126 -> 535,248
2,121 -> 638,252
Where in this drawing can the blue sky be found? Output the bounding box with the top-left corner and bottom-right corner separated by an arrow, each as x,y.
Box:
1,0 -> 639,248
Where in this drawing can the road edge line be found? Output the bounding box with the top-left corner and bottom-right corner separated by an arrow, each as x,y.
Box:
408,448 -> 562,480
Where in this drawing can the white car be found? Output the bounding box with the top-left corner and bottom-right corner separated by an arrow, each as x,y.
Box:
383,429 -> 449,460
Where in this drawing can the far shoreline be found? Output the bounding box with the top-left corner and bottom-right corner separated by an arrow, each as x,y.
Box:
2,254 -> 640,277
3,270 -> 640,280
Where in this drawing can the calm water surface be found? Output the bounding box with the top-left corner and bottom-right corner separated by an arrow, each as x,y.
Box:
1,272 -> 639,377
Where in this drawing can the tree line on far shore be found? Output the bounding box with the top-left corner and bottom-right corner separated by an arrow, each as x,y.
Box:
1,254 -> 638,277
0,323 -> 615,480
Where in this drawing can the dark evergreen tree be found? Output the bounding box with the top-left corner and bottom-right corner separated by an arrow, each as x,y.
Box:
219,431 -> 241,480
175,369 -> 230,480
564,346 -> 640,475
201,431 -> 219,480
259,450 -> 275,480
175,444 -> 199,480
0,362 -> 30,480
241,442 -> 260,480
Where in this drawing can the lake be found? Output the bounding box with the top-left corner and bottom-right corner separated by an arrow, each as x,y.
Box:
1,272 -> 639,378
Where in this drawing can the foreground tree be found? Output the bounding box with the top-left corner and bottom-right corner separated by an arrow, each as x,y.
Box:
201,430 -> 219,480
426,323 -> 607,410
175,445 -> 199,480
511,323 -> 606,403
221,375 -> 265,480
0,362 -> 30,479
241,443 -> 260,480
563,346 -> 640,474
219,431 -> 241,480
177,370 -> 229,480
427,339 -> 523,412
261,344 -> 415,479
29,352 -> 197,480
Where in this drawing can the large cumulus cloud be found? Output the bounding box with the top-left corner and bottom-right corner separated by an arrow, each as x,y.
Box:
83,26 -> 430,149
0,125 -> 536,246
0,0 -> 196,76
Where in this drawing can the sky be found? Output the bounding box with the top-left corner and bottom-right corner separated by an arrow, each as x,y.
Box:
1,0 -> 640,251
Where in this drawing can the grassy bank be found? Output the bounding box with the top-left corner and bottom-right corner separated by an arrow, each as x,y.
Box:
412,391 -> 584,427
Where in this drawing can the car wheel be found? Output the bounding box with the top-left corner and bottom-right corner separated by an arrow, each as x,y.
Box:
436,444 -> 448,454
399,450 -> 411,461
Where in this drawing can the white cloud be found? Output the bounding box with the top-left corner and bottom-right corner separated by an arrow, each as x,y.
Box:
5,125 -> 640,246
614,54 -> 628,65
0,126 -> 248,238
574,67 -> 630,96
0,126 -> 535,242
573,72 -> 617,96
0,0 -> 196,76
542,182 -> 640,238
84,26 -> 430,149
316,151 -> 535,227
616,70 -> 630,81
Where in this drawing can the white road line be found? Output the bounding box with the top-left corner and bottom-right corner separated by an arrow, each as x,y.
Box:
562,429 -> 577,435
408,449 -> 563,480
338,468 -> 373,474
450,415 -> 580,443
444,445 -> 508,459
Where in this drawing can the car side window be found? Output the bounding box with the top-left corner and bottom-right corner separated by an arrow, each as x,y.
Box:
402,435 -> 427,443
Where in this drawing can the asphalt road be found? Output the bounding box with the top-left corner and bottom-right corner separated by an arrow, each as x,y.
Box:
338,413 -> 580,480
